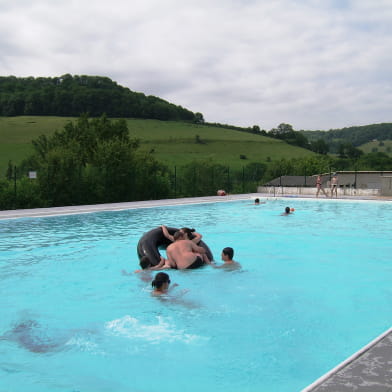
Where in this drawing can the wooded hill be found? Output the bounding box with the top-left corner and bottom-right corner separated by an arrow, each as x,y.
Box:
0,75 -> 196,121
2,74 -> 391,152
301,123 -> 392,152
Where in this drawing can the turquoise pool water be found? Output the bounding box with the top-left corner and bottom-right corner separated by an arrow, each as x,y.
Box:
1,199 -> 391,392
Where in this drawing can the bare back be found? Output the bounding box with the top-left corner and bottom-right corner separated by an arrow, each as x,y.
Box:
166,239 -> 205,269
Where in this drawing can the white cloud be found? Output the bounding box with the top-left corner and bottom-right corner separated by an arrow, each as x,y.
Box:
0,0 -> 391,130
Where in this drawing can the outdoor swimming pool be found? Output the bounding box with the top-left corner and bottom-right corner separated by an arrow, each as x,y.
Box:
1,198 -> 391,392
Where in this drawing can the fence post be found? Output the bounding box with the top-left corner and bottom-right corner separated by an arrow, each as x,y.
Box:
227,167 -> 230,193
14,165 -> 17,207
242,166 -> 245,193
174,166 -> 177,198
211,166 -> 214,195
193,167 -> 196,196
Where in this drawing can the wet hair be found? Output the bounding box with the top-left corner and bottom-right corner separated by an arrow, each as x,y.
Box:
151,272 -> 170,289
222,247 -> 234,260
180,227 -> 195,239
255,198 -> 260,204
173,231 -> 184,241
285,206 -> 291,214
140,255 -> 152,269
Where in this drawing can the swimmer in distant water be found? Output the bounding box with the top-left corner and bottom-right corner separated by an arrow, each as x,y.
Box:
281,206 -> 293,215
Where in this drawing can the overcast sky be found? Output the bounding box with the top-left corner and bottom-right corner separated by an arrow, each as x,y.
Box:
0,0 -> 391,130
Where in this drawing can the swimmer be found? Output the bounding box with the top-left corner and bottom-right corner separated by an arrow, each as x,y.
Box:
134,255 -> 174,273
161,225 -> 201,244
151,272 -> 177,296
281,206 -> 293,215
215,247 -> 241,270
161,225 -> 211,263
166,231 -> 208,269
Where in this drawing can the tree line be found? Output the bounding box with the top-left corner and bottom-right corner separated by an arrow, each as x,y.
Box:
300,123 -> 392,152
2,74 -> 390,156
1,115 -> 391,210
203,121 -> 392,156
0,75 -> 197,121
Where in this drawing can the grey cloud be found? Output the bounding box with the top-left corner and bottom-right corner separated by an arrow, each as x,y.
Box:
0,0 -> 391,129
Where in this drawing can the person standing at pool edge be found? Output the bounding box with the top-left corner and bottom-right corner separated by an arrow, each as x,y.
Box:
316,174 -> 328,198
330,174 -> 338,198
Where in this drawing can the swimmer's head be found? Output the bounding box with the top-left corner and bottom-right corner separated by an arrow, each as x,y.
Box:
285,207 -> 291,214
173,231 -> 185,241
255,198 -> 260,204
140,255 -> 152,269
180,227 -> 195,239
222,247 -> 234,260
151,272 -> 170,289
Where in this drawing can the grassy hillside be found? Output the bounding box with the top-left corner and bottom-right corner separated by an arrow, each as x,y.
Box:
359,140 -> 392,156
0,116 -> 315,176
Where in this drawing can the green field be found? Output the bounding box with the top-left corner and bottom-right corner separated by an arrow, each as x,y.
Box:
359,140 -> 392,156
0,116 -> 315,175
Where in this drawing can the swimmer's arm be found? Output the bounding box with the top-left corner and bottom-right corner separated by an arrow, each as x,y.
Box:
149,256 -> 169,270
161,225 -> 174,242
190,242 -> 206,254
191,231 -> 202,243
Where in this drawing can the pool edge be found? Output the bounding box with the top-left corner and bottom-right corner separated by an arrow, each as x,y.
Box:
301,326 -> 392,392
1,192 -> 391,220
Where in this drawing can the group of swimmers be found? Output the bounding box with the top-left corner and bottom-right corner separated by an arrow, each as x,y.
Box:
151,246 -> 239,295
143,200 -> 296,295
254,198 -> 294,215
136,225 -> 241,295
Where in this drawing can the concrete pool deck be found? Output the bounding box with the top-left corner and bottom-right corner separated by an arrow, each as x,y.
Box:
1,192 -> 391,220
1,193 -> 391,391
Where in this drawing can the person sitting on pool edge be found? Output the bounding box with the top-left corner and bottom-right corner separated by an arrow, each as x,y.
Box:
151,272 -> 177,295
215,247 -> 241,270
166,231 -> 208,269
